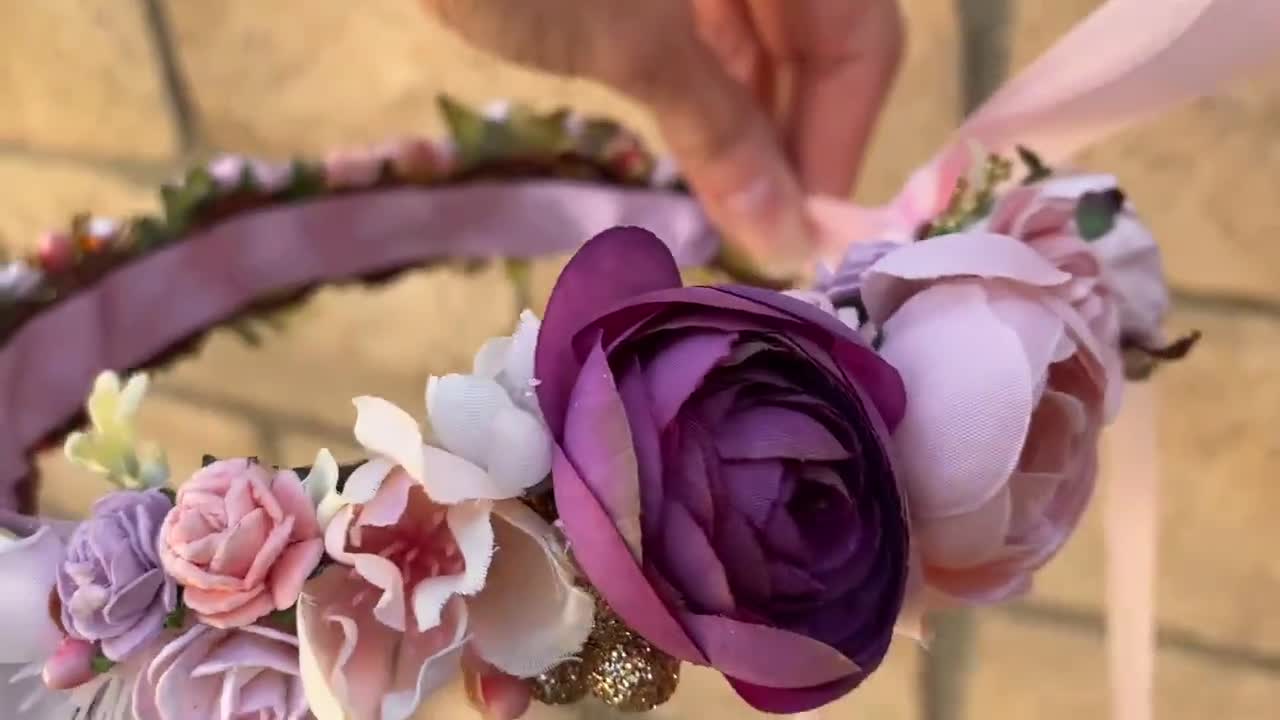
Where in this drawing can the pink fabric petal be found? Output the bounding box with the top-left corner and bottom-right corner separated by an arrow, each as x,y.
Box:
272,469 -> 322,540
354,468 -> 412,528
241,516 -> 295,588
878,283 -> 1037,517
210,507 -> 269,577
269,538 -> 324,610
917,486 -> 1014,568
197,589 -> 276,629
862,232 -> 1072,324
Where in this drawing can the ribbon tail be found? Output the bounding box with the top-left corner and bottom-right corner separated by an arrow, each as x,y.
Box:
960,0 -> 1280,163
1103,381 -> 1160,720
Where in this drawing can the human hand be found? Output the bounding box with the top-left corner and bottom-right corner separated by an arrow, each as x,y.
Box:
421,0 -> 903,277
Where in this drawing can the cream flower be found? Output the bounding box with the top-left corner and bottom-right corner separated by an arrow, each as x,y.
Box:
298,316 -> 593,720
63,371 -> 168,490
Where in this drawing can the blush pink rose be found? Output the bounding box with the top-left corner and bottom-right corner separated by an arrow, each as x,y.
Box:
861,232 -> 1119,603
979,173 -> 1171,352
159,459 -> 324,628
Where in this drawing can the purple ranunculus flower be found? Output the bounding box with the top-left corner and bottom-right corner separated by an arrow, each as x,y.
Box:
57,489 -> 177,661
534,227 -> 910,713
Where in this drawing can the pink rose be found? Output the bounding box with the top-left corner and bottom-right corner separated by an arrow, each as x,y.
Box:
861,232 -> 1119,603
980,173 -> 1170,350
132,624 -> 307,720
159,459 -> 323,628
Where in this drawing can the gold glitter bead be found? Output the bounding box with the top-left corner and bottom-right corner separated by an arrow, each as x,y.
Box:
530,660 -> 590,705
585,619 -> 680,712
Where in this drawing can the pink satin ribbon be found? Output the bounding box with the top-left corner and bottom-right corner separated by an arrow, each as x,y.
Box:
809,2 -> 1279,719
0,181 -> 715,510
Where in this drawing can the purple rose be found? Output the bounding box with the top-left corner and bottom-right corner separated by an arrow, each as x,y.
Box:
57,489 -> 177,661
535,227 -> 910,713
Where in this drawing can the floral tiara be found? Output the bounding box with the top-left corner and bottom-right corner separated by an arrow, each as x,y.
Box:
1,2 -> 1275,718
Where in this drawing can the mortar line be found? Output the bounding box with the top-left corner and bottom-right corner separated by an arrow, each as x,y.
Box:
1001,601 -> 1280,675
138,0 -> 201,154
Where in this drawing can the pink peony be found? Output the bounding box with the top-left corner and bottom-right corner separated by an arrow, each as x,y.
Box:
159,459 -> 323,628
132,624 -> 307,720
861,232 -> 1118,603
978,173 -> 1171,353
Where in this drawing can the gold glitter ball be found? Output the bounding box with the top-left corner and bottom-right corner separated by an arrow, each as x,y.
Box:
530,660 -> 590,705
585,620 -> 680,712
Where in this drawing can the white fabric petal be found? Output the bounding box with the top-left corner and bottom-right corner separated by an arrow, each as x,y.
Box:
484,406 -> 553,495
304,448 -> 340,508
0,527 -> 66,663
425,374 -> 513,467
342,458 -> 395,504
469,500 -> 594,677
410,501 -> 494,632
352,396 -> 424,482
419,446 -> 520,504
472,337 -> 512,379
503,310 -> 541,394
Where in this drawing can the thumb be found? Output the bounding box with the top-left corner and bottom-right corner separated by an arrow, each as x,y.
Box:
607,36 -> 815,279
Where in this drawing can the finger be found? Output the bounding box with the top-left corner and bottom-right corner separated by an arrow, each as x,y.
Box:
747,0 -> 905,197
609,24 -> 815,276
463,654 -> 532,720
691,0 -> 777,116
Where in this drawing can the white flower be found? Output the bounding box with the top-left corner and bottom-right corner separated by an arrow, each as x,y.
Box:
427,309 -> 551,494
298,317 -> 592,720
0,261 -> 43,301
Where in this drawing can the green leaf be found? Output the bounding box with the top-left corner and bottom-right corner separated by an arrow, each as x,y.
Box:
438,95 -> 491,163
184,167 -> 216,200
280,161 -> 327,201
505,105 -> 570,155
576,118 -> 623,158
263,606 -> 298,633
1016,145 -> 1052,184
228,320 -> 263,347
164,591 -> 186,629
128,216 -> 171,250
1075,189 -> 1125,241
91,651 -> 116,675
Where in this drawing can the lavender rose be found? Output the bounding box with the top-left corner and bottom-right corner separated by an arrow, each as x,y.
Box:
57,489 -> 177,661
534,227 -> 910,713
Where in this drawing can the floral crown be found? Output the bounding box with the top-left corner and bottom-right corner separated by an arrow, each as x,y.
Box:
0,2 -> 1274,719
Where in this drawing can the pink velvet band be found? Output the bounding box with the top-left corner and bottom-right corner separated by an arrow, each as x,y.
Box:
0,180 -> 716,509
